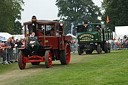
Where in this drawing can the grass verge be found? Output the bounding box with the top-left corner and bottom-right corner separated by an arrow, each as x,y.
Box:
0,50 -> 128,85
0,62 -> 17,74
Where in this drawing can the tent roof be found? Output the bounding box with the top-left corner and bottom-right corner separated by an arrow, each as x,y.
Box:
0,32 -> 12,41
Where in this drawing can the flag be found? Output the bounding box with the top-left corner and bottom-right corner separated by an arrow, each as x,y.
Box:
71,23 -> 74,34
107,15 -> 109,24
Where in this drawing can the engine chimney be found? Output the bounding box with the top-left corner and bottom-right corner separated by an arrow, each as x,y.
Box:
32,16 -> 37,35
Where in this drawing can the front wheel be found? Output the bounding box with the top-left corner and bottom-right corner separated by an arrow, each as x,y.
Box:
60,44 -> 71,65
18,51 -> 26,70
45,50 -> 52,68
78,47 -> 82,55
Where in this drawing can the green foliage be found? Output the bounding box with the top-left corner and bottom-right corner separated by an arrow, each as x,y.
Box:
14,21 -> 23,34
102,0 -> 128,31
56,0 -> 101,34
0,0 -> 24,34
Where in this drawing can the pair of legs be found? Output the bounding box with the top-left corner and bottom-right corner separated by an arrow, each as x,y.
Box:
7,51 -> 14,63
0,53 -> 6,61
0,53 -> 8,64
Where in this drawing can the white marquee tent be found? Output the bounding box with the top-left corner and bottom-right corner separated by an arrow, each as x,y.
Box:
0,32 -> 12,41
12,35 -> 25,40
115,26 -> 128,39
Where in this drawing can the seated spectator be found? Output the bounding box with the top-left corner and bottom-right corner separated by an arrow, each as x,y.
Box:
114,42 -> 118,50
111,39 -> 115,49
120,39 -> 123,48
0,42 -> 8,65
118,37 -> 121,49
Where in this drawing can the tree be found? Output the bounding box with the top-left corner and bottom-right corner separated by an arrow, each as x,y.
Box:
14,21 -> 23,34
0,0 -> 24,34
56,0 -> 101,34
102,0 -> 128,31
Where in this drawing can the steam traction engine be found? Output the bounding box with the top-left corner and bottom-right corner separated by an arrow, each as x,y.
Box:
77,22 -> 113,55
18,16 -> 71,70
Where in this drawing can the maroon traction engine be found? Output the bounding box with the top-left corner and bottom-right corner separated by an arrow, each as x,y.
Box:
18,16 -> 72,70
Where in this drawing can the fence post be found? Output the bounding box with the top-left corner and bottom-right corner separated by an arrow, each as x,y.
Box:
0,55 -> 2,63
5,48 -> 8,62
15,47 -> 18,62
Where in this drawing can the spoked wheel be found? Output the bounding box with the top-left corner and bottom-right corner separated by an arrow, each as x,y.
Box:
104,43 -> 109,53
108,43 -> 111,53
78,47 -> 82,55
18,51 -> 26,70
31,62 -> 40,65
97,44 -> 102,54
60,44 -> 71,65
45,50 -> 52,68
104,43 -> 111,53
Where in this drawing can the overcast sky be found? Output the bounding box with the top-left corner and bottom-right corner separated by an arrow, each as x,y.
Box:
21,0 -> 103,24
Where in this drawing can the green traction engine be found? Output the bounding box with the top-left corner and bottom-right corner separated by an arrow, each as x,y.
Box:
77,23 -> 113,55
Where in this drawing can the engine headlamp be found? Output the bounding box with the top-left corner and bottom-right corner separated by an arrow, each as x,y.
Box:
31,45 -> 34,48
60,23 -> 63,26
95,43 -> 98,45
30,41 -> 36,44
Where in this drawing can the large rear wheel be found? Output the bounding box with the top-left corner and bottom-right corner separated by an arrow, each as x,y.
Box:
97,44 -> 102,54
60,44 -> 71,65
104,43 -> 109,53
104,43 -> 111,53
18,51 -> 26,70
108,43 -> 111,53
45,50 -> 52,68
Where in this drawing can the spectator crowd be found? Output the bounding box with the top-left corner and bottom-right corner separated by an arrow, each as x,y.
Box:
0,37 -> 25,65
111,35 -> 128,50
1,35 -> 128,65
70,35 -> 128,53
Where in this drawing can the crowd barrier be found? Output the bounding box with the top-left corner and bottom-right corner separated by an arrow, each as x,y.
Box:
0,47 -> 19,64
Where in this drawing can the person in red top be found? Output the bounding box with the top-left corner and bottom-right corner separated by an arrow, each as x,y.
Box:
0,42 -> 8,65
